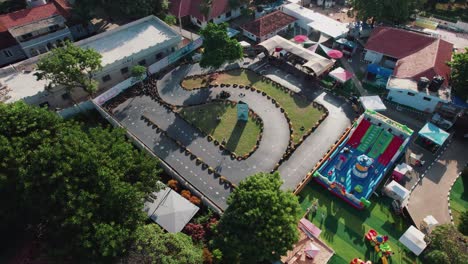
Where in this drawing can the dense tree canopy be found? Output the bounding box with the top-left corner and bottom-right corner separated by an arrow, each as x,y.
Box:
35,41 -> 102,96
75,0 -> 169,19
0,102 -> 161,260
424,224 -> 468,264
350,0 -> 425,24
214,172 -> 301,263
199,23 -> 243,68
448,48 -> 468,100
121,224 -> 203,264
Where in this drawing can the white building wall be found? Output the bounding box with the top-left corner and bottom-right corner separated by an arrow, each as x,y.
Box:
386,88 -> 446,112
364,50 -> 383,64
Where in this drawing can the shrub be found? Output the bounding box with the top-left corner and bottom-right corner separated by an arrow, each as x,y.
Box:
203,247 -> 213,264
189,195 -> 201,205
168,179 -> 179,191
181,190 -> 191,200
183,223 -> 205,241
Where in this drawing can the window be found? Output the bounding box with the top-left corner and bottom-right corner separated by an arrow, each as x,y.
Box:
138,59 -> 146,66
407,92 -> 415,96
102,75 -> 111,82
3,49 -> 13,57
120,67 -> 129,74
196,19 -> 201,25
29,49 -> 39,56
423,97 -> 431,101
48,25 -> 60,31
21,33 -> 33,40
226,11 -> 231,18
155,52 -> 163,60
397,91 -> 403,93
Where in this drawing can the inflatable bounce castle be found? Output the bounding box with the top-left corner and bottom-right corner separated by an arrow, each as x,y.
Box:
313,110 -> 413,209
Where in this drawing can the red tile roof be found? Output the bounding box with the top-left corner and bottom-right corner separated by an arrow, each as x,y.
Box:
0,1 -> 70,50
240,11 -> 296,38
365,27 -> 453,86
394,39 -> 453,85
365,27 -> 435,59
169,0 -> 232,22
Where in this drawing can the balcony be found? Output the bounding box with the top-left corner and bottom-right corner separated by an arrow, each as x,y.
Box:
19,27 -> 73,52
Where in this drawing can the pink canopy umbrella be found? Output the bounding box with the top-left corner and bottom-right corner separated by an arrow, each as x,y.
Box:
294,35 -> 308,43
275,47 -> 283,52
327,49 -> 343,59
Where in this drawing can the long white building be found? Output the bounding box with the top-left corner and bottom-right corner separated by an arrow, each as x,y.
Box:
0,15 -> 182,108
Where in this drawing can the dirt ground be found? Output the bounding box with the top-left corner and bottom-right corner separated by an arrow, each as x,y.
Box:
308,4 -> 356,23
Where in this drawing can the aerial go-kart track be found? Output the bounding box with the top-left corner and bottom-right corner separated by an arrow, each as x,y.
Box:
99,60 -> 355,212
314,110 -> 414,209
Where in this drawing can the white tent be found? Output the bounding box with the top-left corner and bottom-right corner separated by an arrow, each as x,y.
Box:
144,187 -> 199,233
360,96 -> 387,111
258,35 -> 334,76
399,226 -> 427,256
384,180 -> 410,202
239,41 -> 251,48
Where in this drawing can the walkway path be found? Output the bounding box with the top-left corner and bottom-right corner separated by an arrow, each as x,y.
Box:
407,137 -> 468,226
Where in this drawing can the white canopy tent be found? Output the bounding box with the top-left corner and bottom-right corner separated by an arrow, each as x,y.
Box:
144,187 -> 199,233
258,35 -> 334,76
399,226 -> 427,256
360,96 -> 387,111
384,180 -> 410,202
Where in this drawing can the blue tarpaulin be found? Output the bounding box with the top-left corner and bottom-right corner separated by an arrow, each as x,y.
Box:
367,64 -> 394,77
452,96 -> 468,109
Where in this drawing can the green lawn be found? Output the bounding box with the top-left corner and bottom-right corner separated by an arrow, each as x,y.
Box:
298,182 -> 421,264
181,69 -> 324,144
178,102 -> 261,156
449,174 -> 468,227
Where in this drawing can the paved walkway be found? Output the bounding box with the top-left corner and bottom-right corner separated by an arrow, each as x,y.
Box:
407,137 -> 468,226
111,59 -> 354,210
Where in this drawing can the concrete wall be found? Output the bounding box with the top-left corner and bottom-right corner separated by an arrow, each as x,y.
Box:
386,88 -> 445,112
57,100 -> 94,118
0,45 -> 26,67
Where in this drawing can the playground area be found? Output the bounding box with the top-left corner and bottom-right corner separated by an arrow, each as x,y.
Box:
298,183 -> 421,264
313,110 -> 414,209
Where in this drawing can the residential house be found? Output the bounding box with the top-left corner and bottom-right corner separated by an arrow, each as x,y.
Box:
241,11 -> 296,42
0,15 -> 183,108
363,27 -> 454,112
169,0 -> 247,28
0,0 -> 90,67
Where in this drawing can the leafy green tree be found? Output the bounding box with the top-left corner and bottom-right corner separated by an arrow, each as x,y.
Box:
164,14 -> 177,25
131,65 -> 147,82
199,23 -> 243,68
35,41 -> 102,98
350,0 -> 424,25
458,210 -> 468,235
0,102 -> 161,260
214,172 -> 301,263
122,224 -> 203,264
424,224 -> 468,264
448,48 -> 468,100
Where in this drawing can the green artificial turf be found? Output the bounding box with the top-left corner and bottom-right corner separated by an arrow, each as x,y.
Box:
298,182 -> 421,264
181,69 -> 324,144
179,102 -> 261,156
449,175 -> 468,227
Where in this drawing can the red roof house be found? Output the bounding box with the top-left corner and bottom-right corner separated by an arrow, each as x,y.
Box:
240,11 -> 296,42
365,27 -> 453,85
169,0 -> 244,26
0,1 -> 71,50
